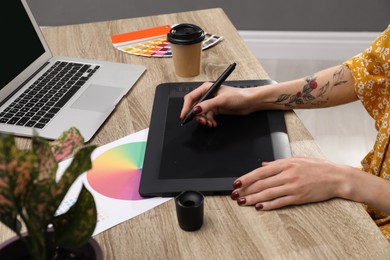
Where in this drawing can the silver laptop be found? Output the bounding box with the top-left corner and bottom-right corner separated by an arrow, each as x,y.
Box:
0,0 -> 146,142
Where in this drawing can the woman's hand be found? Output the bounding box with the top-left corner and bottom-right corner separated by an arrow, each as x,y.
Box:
180,82 -> 257,127
230,157 -> 353,210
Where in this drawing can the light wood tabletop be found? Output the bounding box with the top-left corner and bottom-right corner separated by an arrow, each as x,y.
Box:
2,8 -> 390,259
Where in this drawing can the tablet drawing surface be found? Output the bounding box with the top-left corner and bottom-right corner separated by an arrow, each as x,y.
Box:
140,80 -> 292,197
160,98 -> 274,179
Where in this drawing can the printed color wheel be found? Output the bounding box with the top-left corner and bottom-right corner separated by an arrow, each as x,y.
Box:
86,142 -> 146,200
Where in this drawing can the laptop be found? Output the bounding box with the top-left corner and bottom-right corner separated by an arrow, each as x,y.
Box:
0,0 -> 146,142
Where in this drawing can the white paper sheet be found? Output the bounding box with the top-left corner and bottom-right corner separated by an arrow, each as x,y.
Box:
55,128 -> 172,235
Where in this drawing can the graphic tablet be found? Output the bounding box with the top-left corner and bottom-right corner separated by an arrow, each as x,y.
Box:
139,80 -> 292,197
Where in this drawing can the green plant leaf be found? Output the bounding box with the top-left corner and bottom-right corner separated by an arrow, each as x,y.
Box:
0,134 -> 39,234
53,145 -> 96,211
0,134 -> 18,232
0,128 -> 98,259
23,134 -> 60,229
25,145 -> 96,231
32,133 -> 58,182
0,208 -> 20,234
50,127 -> 85,161
53,185 -> 97,248
25,177 -> 58,230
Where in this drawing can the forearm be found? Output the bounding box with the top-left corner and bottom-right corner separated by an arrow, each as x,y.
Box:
342,168 -> 390,215
250,65 -> 358,111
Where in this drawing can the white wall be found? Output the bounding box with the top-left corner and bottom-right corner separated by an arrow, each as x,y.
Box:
240,30 -> 379,166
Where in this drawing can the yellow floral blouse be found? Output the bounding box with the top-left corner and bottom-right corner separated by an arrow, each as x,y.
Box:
343,24 -> 390,242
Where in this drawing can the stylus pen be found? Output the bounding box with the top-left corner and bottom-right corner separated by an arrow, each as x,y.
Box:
181,62 -> 236,126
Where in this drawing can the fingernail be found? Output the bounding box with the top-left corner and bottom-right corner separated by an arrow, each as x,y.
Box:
232,180 -> 242,189
237,197 -> 246,206
255,203 -> 263,211
230,191 -> 239,200
193,106 -> 202,115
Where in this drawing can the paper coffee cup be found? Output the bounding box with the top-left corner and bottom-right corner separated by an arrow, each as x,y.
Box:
167,24 -> 205,77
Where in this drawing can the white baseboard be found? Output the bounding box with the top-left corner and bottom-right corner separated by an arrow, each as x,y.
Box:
238,30 -> 380,61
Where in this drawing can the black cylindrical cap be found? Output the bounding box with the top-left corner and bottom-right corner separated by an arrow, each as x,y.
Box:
167,24 -> 205,45
175,190 -> 204,231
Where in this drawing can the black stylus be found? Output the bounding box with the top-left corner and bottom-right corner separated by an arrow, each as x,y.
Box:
181,63 -> 236,126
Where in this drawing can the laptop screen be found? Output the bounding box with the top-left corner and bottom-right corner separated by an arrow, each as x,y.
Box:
2,0 -> 45,91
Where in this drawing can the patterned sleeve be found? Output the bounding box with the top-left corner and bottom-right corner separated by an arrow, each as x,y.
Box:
343,25 -> 390,243
343,24 -> 390,122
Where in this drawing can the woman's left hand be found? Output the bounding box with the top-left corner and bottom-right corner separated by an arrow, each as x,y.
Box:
230,157 -> 351,210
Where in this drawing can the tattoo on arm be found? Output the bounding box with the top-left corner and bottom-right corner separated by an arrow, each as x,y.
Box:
271,66 -> 349,109
333,66 -> 348,86
272,76 -> 330,108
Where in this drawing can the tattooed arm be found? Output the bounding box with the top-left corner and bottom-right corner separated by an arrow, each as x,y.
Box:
260,65 -> 357,110
180,65 -> 358,127
180,64 -> 390,215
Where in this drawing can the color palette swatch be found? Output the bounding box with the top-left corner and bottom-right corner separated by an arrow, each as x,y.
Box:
111,25 -> 223,58
121,37 -> 172,57
86,142 -> 146,200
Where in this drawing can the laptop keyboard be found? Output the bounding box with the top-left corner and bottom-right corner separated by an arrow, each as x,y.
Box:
0,61 -> 100,129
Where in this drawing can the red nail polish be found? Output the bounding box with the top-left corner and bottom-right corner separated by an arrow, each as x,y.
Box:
193,106 -> 202,115
255,203 -> 263,211
230,191 -> 239,200
237,197 -> 246,206
232,180 -> 242,189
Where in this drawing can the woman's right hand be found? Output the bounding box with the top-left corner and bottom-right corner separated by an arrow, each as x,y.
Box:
179,82 -> 258,127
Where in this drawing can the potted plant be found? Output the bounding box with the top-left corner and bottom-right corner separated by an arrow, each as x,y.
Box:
0,127 -> 103,259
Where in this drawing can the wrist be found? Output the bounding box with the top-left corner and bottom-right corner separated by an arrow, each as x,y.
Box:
247,84 -> 278,111
334,165 -> 362,200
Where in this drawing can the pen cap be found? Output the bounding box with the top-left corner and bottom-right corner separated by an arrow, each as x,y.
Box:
167,24 -> 205,45
175,190 -> 204,231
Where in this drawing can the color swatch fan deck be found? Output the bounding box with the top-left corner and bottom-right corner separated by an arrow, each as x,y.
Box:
111,25 -> 223,58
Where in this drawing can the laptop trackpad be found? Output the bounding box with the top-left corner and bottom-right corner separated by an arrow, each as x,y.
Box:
71,84 -> 123,113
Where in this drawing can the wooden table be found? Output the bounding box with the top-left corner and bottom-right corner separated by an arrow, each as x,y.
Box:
2,8 -> 390,259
